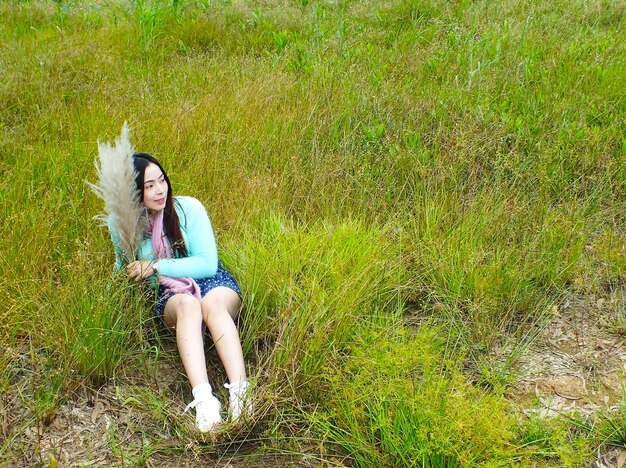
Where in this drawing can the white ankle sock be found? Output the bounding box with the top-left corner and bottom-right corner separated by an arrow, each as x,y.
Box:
224,380 -> 253,422
192,382 -> 213,400
185,383 -> 222,432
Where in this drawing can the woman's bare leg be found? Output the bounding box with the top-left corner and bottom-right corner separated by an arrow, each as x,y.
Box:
200,287 -> 246,384
163,294 -> 208,388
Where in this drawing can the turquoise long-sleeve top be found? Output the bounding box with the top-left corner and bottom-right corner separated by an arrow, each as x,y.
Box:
109,196 -> 219,279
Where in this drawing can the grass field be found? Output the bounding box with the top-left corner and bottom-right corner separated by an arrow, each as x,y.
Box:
1,0 -> 625,465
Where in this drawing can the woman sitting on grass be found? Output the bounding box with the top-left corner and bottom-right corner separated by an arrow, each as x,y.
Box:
109,152 -> 251,432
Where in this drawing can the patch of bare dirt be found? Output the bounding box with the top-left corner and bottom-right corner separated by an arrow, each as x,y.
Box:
5,337 -> 331,467
30,385 -> 131,466
8,352 -> 195,466
590,448 -> 626,468
511,295 -> 626,418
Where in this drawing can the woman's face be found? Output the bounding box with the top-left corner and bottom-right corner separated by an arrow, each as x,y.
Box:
142,163 -> 168,212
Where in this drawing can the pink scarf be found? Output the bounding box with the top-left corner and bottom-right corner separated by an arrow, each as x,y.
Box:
150,210 -> 201,300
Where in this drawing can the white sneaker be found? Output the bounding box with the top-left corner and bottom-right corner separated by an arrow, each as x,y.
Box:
184,383 -> 223,432
224,381 -> 253,422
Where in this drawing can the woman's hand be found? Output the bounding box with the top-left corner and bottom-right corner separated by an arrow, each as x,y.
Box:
127,260 -> 156,282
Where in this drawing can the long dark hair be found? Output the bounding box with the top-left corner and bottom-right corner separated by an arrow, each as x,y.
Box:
132,153 -> 188,258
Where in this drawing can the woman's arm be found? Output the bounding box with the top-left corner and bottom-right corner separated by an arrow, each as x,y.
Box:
157,197 -> 219,279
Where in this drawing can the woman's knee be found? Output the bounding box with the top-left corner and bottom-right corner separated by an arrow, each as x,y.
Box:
173,295 -> 203,321
201,288 -> 242,323
200,296 -> 223,322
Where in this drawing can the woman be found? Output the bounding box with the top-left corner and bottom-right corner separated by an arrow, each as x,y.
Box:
109,153 -> 251,432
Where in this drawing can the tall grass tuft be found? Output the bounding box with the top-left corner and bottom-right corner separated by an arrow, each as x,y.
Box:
405,186 -> 590,375
315,325 -> 517,466
221,212 -> 404,396
42,264 -> 149,386
597,392 -> 626,448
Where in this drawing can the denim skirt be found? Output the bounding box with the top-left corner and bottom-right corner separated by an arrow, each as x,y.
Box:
155,261 -> 242,319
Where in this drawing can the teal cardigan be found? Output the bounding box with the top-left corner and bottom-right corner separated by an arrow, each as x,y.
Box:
110,196 -> 219,279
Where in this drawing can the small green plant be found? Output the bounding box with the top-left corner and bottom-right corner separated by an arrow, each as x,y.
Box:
33,359 -> 68,424
363,122 -> 385,146
53,2 -> 70,31
597,393 -> 626,447
272,30 -> 288,49
404,130 -> 421,150
131,0 -> 182,49
516,413 -> 560,459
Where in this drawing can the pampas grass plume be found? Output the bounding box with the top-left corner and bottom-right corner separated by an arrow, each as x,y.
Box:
88,122 -> 147,264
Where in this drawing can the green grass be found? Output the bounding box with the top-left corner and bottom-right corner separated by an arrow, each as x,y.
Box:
597,392 -> 626,448
222,213 -> 403,390
1,0 -> 625,465
515,411 -> 596,466
314,325 -> 516,466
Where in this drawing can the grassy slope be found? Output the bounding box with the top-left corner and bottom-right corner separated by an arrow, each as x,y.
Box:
1,0 -> 625,465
